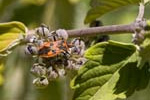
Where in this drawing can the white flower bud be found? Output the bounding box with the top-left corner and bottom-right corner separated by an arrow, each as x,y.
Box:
71,39 -> 85,56
33,77 -> 49,88
76,58 -> 87,65
66,60 -> 74,70
56,29 -> 68,40
30,63 -> 47,77
47,67 -> 58,81
79,41 -> 85,49
67,58 -> 87,70
25,34 -> 37,43
58,68 -> 66,77
36,25 -> 50,38
71,38 -> 79,45
79,49 -> 85,56
48,31 -> 55,41
25,45 -> 38,55
36,40 -> 44,47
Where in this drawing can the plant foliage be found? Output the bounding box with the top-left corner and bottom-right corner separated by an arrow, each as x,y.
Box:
85,0 -> 141,24
0,21 -> 26,56
71,40 -> 150,100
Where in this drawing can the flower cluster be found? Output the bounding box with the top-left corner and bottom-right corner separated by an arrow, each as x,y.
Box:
24,24 -> 86,88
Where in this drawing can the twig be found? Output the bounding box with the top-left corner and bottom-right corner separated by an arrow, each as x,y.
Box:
136,3 -> 145,21
132,2 -> 145,45
67,3 -> 146,38
67,23 -> 136,37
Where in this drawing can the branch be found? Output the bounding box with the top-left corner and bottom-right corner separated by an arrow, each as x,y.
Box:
67,23 -> 135,37
67,3 -> 146,38
136,3 -> 145,21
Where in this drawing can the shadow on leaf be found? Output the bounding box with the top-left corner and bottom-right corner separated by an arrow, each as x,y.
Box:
114,62 -> 150,97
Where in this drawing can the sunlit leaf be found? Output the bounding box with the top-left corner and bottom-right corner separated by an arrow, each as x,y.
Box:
144,0 -> 150,4
0,21 -> 27,56
85,0 -> 141,24
71,40 -> 150,100
145,20 -> 150,30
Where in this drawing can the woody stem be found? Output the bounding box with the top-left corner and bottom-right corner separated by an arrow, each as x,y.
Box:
67,3 -> 147,38
67,23 -> 136,37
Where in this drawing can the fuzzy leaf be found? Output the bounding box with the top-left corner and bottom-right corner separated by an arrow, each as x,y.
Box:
85,0 -> 141,24
0,21 -> 27,56
71,40 -> 150,100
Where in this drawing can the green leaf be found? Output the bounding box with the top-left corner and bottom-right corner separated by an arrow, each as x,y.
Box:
71,40 -> 150,100
0,21 -> 27,56
145,20 -> 150,31
84,0 -> 141,24
144,0 -> 150,4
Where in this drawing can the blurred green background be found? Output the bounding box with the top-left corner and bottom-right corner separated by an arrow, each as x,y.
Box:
0,0 -> 150,100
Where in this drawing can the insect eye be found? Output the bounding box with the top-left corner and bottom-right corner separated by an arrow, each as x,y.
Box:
36,25 -> 50,38
25,45 -> 38,55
